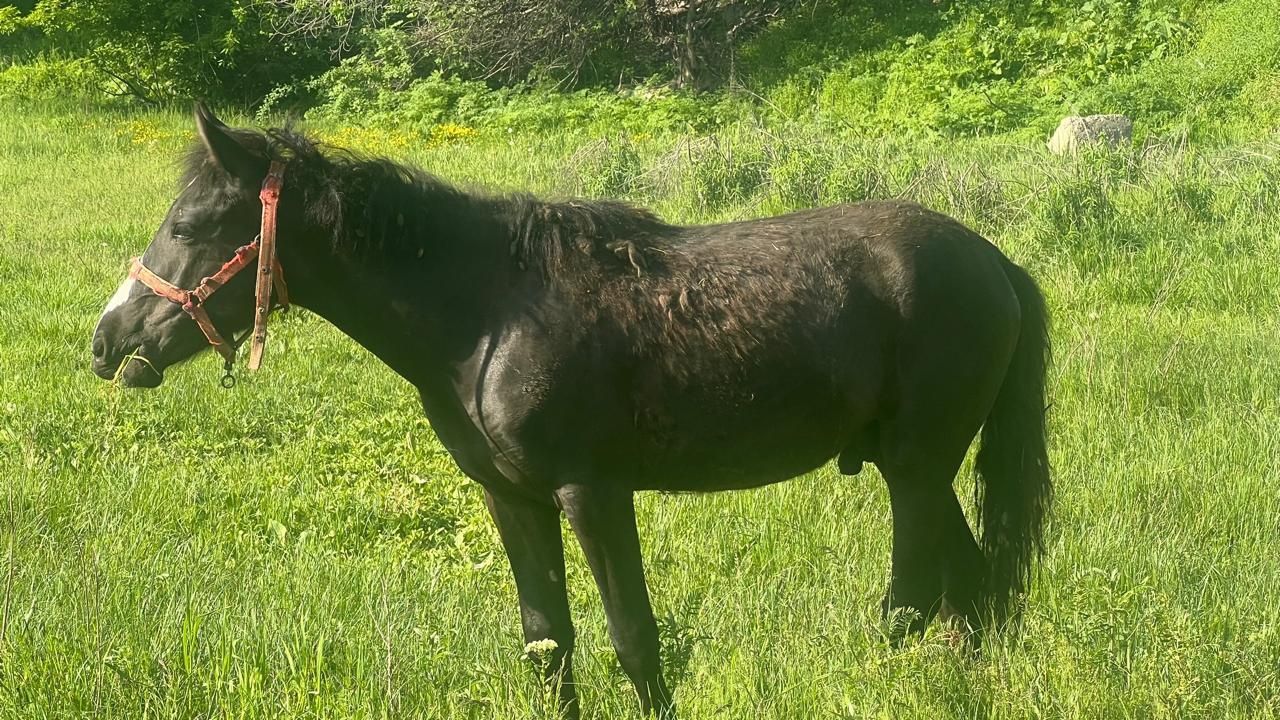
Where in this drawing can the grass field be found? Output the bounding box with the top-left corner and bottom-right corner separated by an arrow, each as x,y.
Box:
1,105 -> 1278,719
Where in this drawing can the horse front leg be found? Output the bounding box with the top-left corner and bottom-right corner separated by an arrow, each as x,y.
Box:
557,484 -> 675,718
484,489 -> 579,717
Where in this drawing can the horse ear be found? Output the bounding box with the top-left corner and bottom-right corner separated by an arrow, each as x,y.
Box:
194,102 -> 260,182
195,101 -> 230,129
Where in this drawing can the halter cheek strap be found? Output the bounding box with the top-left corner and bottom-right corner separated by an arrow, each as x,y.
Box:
249,160 -> 286,370
128,160 -> 290,387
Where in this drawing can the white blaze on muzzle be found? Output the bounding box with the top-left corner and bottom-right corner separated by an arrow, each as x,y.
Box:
95,276 -> 138,335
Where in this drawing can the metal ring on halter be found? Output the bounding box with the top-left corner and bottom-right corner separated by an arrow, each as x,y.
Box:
221,355 -> 237,389
219,327 -> 256,389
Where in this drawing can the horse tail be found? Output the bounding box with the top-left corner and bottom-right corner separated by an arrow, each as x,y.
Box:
975,256 -> 1053,627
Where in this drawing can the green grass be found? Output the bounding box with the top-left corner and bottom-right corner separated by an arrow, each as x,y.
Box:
1,104 -> 1278,719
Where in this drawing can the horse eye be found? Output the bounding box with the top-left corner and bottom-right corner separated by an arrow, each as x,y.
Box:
171,225 -> 196,241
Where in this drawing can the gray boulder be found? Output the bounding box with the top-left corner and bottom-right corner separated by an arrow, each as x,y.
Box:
1048,115 -> 1133,155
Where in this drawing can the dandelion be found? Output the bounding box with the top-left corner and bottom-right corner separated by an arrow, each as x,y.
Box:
428,123 -> 479,147
317,126 -> 413,155
114,119 -> 180,148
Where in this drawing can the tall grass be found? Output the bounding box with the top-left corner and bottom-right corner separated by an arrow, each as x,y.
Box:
0,104 -> 1277,718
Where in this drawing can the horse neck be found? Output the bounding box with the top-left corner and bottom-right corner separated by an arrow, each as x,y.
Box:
281,182 -> 511,385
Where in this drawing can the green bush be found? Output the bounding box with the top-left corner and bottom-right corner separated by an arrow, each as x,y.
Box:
2,0 -> 1273,147
568,137 -> 648,199
305,61 -> 736,138
0,56 -> 102,104
2,0 -> 333,104
752,0 -> 1199,138
485,88 -> 733,135
0,5 -> 20,35
1077,0 -> 1280,141
671,134 -> 771,213
764,134 -> 835,210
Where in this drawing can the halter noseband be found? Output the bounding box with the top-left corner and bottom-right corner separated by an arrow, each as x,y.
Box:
129,160 -> 289,388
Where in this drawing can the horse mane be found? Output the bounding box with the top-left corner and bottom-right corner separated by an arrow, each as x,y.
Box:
179,126 -> 674,283
502,194 -> 672,278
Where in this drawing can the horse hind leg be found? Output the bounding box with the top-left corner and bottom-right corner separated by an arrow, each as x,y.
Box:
872,270 -> 1019,641
936,490 -> 986,644
873,356 -> 1014,641
836,415 -> 981,640
877,458 -> 951,639
873,379 -> 999,642
879,448 -> 995,640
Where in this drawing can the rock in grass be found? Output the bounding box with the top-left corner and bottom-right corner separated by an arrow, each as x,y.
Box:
1048,115 -> 1134,155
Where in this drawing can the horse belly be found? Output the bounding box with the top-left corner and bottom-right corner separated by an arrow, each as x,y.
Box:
629,382 -> 860,492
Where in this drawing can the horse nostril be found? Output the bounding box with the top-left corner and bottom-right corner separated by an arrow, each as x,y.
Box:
92,335 -> 107,361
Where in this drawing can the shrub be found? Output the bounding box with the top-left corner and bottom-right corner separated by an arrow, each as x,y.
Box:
670,134 -> 770,213
0,56 -> 102,104
2,0 -> 333,104
567,137 -> 648,199
752,0 -> 1198,138
308,60 -> 497,127
1076,0 -> 1280,141
763,133 -> 834,210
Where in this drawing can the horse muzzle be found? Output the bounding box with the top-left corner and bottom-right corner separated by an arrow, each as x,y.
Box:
92,342 -> 165,387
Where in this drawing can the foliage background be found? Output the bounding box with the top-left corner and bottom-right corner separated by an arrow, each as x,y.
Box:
1,0 -> 1276,140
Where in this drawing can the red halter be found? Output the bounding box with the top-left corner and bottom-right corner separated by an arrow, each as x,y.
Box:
129,160 -> 289,387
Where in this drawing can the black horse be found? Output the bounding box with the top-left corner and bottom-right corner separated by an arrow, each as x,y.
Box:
92,106 -> 1051,718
